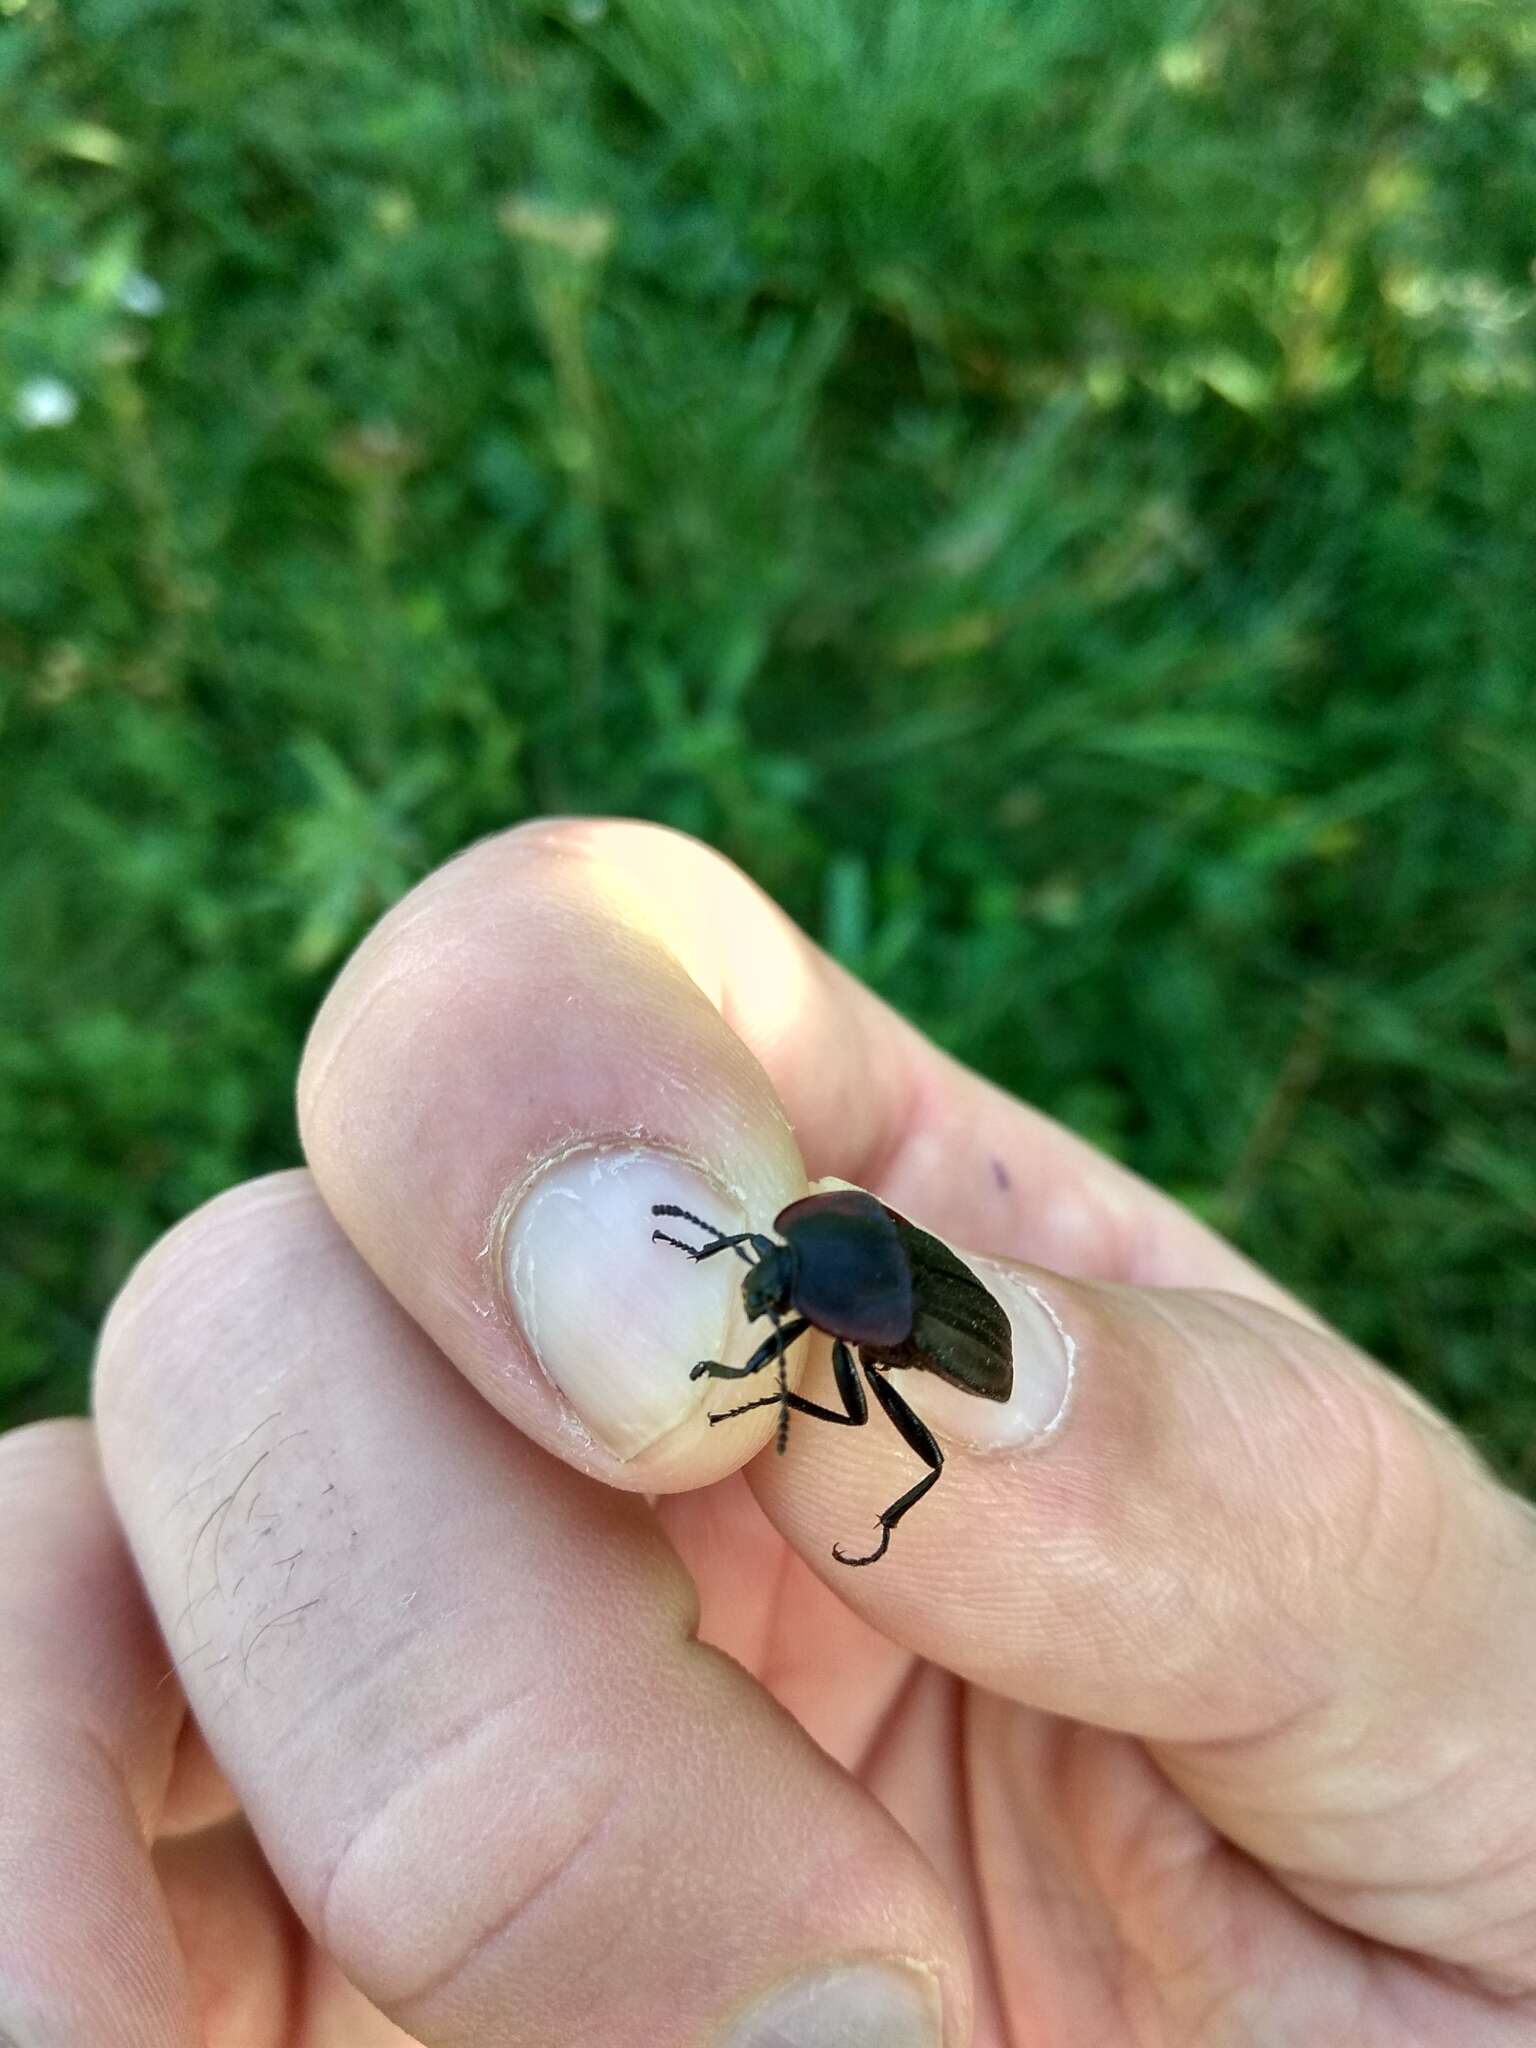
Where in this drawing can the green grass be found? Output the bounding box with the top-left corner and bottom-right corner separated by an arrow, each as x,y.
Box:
2,0 -> 1534,1475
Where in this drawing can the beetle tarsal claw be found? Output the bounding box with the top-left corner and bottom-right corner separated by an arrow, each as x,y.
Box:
650,1227 -> 706,1259
833,1523 -> 893,1569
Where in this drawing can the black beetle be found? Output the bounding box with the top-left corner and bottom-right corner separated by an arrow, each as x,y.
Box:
651,1188 -> 1013,1566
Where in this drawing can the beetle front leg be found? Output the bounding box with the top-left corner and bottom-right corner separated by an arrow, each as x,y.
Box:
689,1318 -> 810,1383
651,1226 -> 756,1263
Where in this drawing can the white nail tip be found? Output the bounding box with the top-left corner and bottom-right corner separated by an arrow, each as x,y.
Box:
720,1960 -> 942,2048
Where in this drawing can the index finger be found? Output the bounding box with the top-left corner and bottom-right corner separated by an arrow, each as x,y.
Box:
298,817 -> 1299,1492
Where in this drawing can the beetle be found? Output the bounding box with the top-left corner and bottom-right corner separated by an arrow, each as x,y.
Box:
650,1187 -> 1013,1566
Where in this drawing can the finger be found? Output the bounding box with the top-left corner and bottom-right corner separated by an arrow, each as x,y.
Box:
0,1419 -> 197,2048
751,1219 -> 1536,1992
95,1174 -> 964,2048
299,822 -> 809,1488
297,818 -> 1301,1501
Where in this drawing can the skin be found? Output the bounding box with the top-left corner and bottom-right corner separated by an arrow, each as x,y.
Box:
5,817 -> 1536,2047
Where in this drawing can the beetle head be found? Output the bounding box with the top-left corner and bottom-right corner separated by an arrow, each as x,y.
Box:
742,1241 -> 794,1322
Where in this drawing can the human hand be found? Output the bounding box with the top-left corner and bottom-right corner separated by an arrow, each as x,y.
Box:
7,820 -> 1534,2047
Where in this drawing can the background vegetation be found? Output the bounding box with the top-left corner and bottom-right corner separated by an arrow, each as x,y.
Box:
2,0 -> 1533,1472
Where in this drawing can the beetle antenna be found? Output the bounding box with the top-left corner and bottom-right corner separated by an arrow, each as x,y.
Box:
651,1203 -> 722,1235
770,1309 -> 791,1455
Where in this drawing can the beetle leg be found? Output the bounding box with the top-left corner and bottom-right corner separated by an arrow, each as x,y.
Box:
689,1318 -> 810,1382
707,1319 -> 826,1456
832,1367 -> 945,1569
651,1226 -> 755,1263
650,1207 -> 780,1268
708,1337 -> 868,1429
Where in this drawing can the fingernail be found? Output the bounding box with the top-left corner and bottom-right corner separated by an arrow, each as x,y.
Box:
720,1959 -> 942,2048
501,1144 -> 751,1460
916,1257 -> 1077,1451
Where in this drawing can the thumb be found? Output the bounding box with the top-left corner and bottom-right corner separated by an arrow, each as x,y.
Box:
750,1216 -> 1536,1988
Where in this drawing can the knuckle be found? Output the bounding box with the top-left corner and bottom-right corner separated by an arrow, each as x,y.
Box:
313,1700 -> 625,2020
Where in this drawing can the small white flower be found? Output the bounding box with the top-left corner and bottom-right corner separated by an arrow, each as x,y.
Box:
15,377 -> 79,430
119,271 -> 166,318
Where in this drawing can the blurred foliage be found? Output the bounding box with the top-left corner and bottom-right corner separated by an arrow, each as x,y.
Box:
1,0 -> 1533,1473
